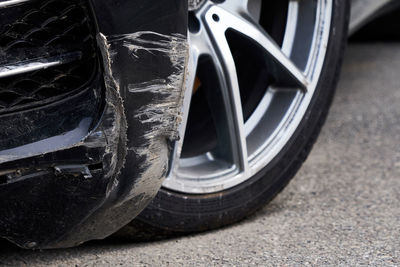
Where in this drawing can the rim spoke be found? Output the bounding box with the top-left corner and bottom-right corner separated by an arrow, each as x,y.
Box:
207,5 -> 309,91
200,17 -> 249,173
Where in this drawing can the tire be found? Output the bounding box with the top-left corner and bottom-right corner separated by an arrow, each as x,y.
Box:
118,0 -> 350,239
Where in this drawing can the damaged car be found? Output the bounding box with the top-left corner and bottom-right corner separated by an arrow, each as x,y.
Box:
0,0 -> 395,249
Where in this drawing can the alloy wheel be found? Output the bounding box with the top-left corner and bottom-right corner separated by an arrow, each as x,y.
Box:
163,0 -> 333,193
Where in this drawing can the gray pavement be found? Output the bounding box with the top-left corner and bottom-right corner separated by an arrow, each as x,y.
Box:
0,44 -> 399,266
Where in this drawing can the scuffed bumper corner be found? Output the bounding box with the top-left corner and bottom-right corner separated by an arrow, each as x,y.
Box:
0,0 -> 188,249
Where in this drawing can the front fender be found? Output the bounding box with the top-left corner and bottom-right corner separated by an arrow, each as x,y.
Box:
350,0 -> 399,34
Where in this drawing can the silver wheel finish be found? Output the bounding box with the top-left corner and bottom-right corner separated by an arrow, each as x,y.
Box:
164,0 -> 333,193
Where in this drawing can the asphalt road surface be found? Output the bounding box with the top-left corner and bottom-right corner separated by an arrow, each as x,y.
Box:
0,44 -> 399,266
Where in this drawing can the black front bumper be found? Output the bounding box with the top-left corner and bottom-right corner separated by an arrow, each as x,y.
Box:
0,0 -> 188,249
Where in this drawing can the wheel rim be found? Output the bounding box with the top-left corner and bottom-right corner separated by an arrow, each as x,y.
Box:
163,0 -> 333,194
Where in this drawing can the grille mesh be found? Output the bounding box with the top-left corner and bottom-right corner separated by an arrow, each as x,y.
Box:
0,58 -> 95,110
0,0 -> 97,113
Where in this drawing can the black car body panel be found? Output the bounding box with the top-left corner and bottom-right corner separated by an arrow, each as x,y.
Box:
0,0 -> 188,249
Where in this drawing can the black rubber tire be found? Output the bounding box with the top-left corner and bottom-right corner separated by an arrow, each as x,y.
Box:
116,0 -> 350,240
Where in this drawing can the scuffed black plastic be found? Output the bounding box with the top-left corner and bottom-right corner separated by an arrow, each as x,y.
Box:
0,0 -> 188,249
